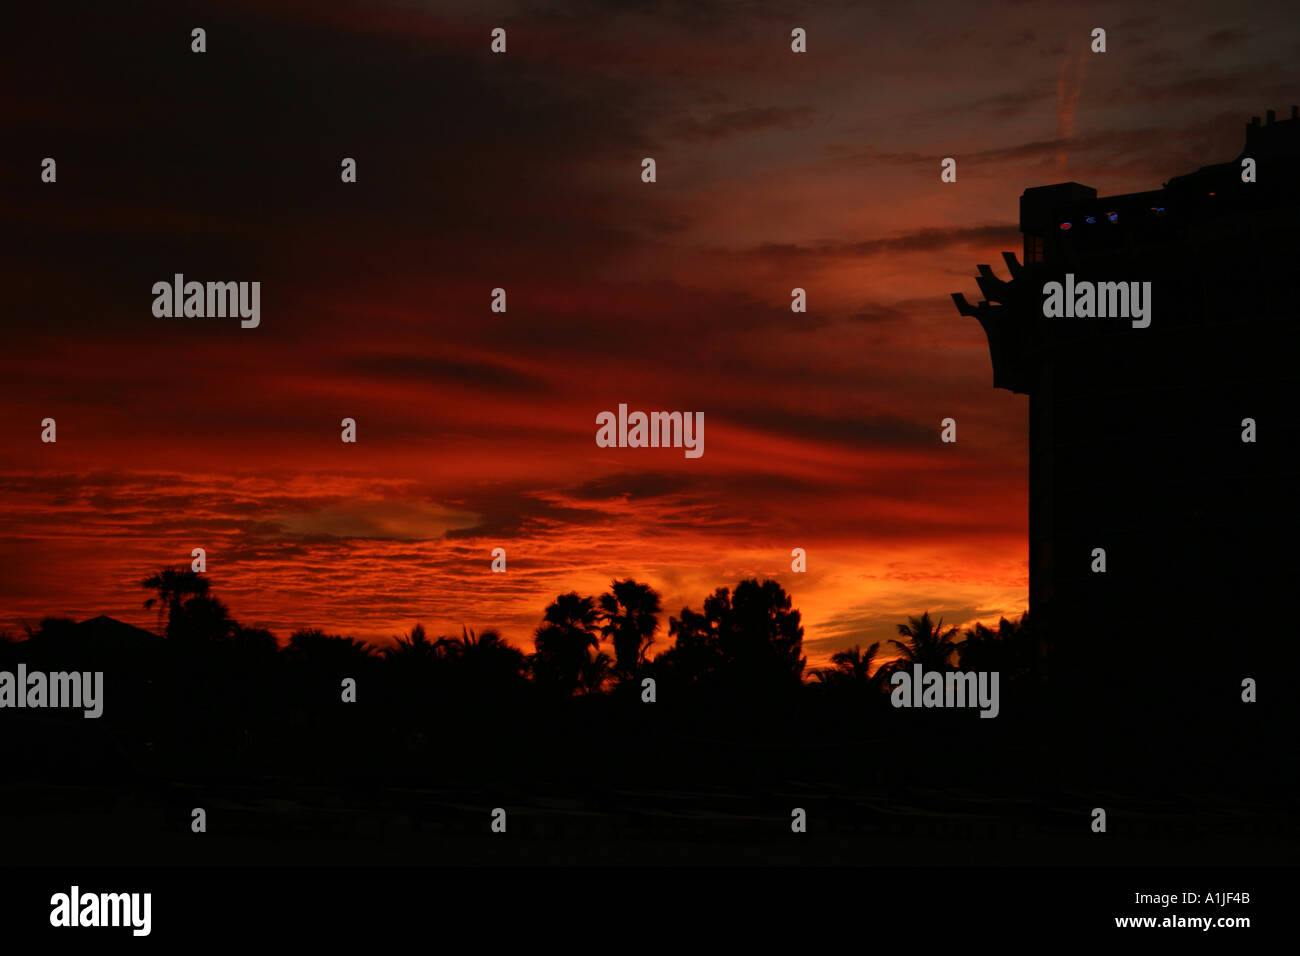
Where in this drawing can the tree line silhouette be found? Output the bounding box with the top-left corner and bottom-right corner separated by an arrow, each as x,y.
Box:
0,567 -> 1034,787
128,568 -> 1032,691
13,566 -> 1279,868
3,566 -> 1032,701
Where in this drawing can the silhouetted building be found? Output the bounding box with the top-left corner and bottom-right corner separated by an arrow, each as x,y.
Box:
954,108 -> 1300,719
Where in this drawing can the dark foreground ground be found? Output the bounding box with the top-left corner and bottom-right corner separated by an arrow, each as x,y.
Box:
3,684 -> 1294,867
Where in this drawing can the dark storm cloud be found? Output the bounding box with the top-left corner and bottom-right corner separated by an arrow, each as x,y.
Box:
568,472 -> 698,501
515,0 -> 838,29
849,302 -> 909,324
1098,68 -> 1296,108
934,87 -> 1055,121
1203,28 -> 1250,49
336,354 -> 557,395
667,106 -> 817,142
749,224 -> 1021,261
1,0 -> 670,341
441,487 -> 610,539
714,404 -> 938,451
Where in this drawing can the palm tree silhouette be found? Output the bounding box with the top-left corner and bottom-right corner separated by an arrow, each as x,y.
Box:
599,579 -> 661,678
231,624 -> 279,659
532,592 -> 600,695
449,626 -> 527,687
286,628 -> 377,668
958,613 -> 1032,676
140,567 -> 210,632
168,593 -> 236,643
887,611 -> 961,671
386,623 -> 454,663
578,649 -> 616,695
659,604 -> 720,685
812,642 -> 883,686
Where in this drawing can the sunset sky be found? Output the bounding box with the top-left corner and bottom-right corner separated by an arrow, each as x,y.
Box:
2,0 -> 1295,666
